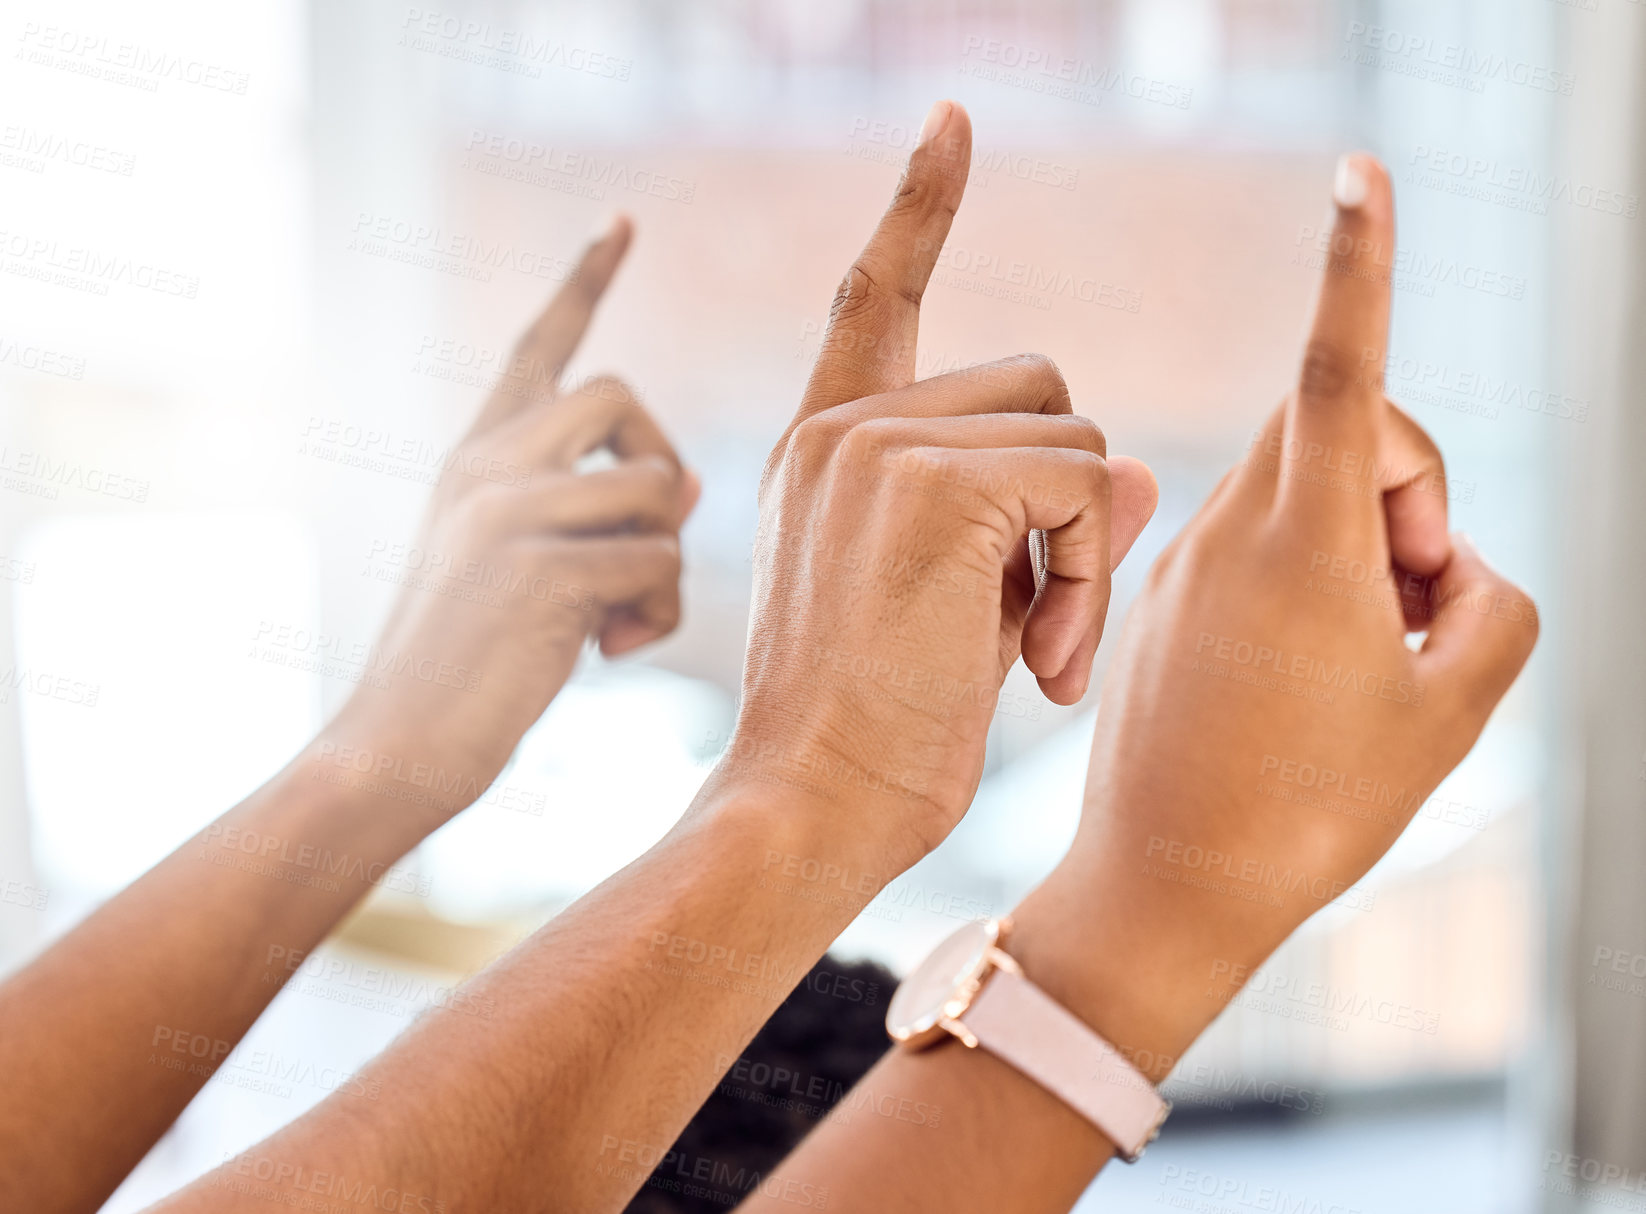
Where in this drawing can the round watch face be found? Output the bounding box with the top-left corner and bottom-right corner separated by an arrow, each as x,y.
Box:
885,918 -> 999,1045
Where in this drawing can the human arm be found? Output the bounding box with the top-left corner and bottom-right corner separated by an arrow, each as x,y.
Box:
0,219 -> 698,1214
737,153 -> 1539,1210
147,97 -> 1158,1214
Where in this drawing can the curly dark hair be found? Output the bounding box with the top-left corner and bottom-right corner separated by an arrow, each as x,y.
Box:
622,954 -> 897,1213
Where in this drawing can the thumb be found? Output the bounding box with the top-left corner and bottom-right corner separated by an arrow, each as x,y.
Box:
1027,455 -> 1159,705
1108,455 -> 1159,569
1416,533 -> 1539,714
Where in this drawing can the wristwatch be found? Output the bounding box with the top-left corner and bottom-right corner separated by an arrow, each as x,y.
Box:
884,916 -> 1170,1162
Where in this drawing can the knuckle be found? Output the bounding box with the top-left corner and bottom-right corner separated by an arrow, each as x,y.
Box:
892,168 -> 936,216
1390,401 -> 1445,481
593,397 -> 644,450
1016,351 -> 1063,382
1423,444 -> 1447,486
895,172 -> 934,228
623,467 -> 677,522
1060,413 -> 1107,456
837,417 -> 900,467
633,452 -> 677,489
828,265 -> 881,330
1499,577 -> 1541,649
1013,352 -> 1070,409
652,534 -> 684,576
1068,447 -> 1109,484
1080,451 -> 1111,497
892,165 -> 959,232
535,535 -> 581,569
586,375 -> 637,405
1298,339 -> 1358,402
1416,440 -> 1446,489
789,411 -> 854,458
555,391 -> 625,453
1427,458 -> 1449,501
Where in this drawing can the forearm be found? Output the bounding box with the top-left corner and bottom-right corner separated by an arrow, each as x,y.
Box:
0,736 -> 449,1214
156,780 -> 891,1214
0,215 -> 691,1214
736,856 -> 1255,1212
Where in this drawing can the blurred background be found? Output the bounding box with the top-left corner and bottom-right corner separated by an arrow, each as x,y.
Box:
0,0 -> 1641,1209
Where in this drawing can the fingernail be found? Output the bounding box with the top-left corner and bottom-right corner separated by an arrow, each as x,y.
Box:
591,212 -> 623,242
917,100 -> 952,150
1333,155 -> 1369,210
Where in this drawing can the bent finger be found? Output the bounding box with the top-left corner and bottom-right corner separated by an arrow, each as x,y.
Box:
505,378 -> 682,473
528,457 -> 682,535
1379,400 -> 1452,578
1416,534 -> 1539,718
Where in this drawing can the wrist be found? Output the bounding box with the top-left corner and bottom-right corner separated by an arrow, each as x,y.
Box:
1002,859 -> 1268,1086
185,736 -> 444,906
301,694 -> 522,826
685,768 -> 917,909
274,730 -> 459,840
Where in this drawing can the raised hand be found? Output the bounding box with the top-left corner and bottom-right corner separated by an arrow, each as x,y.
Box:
1017,155 -> 1539,1068
117,111 -> 1160,1214
320,217 -> 699,816
707,100 -> 1160,874
0,217 -> 701,1214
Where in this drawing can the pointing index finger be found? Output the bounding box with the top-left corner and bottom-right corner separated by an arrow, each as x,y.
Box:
1291,154 -> 1395,452
476,214 -> 634,432
798,100 -> 974,418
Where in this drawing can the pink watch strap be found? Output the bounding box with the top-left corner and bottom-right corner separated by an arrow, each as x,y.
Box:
963,967 -> 1169,1161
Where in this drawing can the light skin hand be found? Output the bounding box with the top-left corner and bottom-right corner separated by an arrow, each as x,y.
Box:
322,214 -> 699,818
0,219 -> 694,1214
741,154 -> 1539,1213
